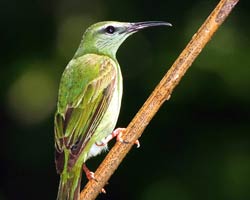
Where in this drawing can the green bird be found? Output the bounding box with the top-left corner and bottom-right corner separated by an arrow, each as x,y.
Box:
54,21 -> 172,200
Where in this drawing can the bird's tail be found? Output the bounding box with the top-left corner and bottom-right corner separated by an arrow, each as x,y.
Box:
56,167 -> 82,200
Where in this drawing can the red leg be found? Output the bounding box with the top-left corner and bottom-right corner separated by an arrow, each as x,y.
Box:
95,128 -> 140,148
95,128 -> 126,146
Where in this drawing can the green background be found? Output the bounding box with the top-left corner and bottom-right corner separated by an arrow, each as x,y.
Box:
1,0 -> 250,199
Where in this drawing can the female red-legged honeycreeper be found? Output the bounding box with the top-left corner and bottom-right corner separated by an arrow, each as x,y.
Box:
54,21 -> 171,200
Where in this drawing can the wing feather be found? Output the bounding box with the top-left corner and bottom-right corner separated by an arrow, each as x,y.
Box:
54,54 -> 117,173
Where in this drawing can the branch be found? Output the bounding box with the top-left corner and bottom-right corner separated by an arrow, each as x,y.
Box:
80,0 -> 239,199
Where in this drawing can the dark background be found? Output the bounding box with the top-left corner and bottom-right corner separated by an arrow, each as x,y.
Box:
1,0 -> 250,199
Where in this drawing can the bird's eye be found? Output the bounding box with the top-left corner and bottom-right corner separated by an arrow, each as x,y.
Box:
105,26 -> 116,34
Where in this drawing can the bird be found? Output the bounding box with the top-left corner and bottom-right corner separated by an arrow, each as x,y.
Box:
54,21 -> 172,200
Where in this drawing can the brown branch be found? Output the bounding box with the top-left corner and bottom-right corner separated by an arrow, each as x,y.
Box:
80,0 -> 239,199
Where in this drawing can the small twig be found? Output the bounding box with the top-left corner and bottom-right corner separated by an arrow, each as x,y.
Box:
80,0 -> 239,199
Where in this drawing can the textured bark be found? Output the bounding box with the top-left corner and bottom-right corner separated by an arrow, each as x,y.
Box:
80,0 -> 239,199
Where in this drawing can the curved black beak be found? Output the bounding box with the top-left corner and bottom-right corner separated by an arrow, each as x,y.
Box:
127,21 -> 172,33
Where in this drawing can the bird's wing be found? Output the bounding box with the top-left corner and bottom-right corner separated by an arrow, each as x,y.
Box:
54,54 -> 117,173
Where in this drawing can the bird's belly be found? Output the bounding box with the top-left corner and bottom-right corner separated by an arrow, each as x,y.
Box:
87,86 -> 122,159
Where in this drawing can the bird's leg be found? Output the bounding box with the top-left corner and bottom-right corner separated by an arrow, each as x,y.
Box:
96,128 -> 140,148
83,164 -> 106,193
86,128 -> 140,194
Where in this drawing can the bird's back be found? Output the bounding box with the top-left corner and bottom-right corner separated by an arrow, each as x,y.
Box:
55,53 -> 121,172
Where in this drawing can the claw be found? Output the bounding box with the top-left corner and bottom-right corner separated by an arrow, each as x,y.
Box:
83,164 -> 106,193
101,188 -> 106,194
114,128 -> 127,143
114,128 -> 140,148
95,127 -> 140,148
95,128 -> 126,146
83,164 -> 97,181
135,140 -> 140,148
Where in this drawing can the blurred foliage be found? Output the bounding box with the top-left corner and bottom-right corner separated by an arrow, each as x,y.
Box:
1,0 -> 250,200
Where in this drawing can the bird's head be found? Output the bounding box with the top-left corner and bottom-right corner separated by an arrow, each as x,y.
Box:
74,21 -> 172,59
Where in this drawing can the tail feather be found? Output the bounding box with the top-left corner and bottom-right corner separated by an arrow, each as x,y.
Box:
57,169 -> 82,200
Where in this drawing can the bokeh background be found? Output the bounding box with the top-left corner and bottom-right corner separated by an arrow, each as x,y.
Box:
1,0 -> 250,199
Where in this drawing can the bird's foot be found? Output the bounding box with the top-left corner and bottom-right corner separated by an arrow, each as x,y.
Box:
95,128 -> 140,148
83,164 -> 106,193
113,128 -> 140,148
83,164 -> 96,181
